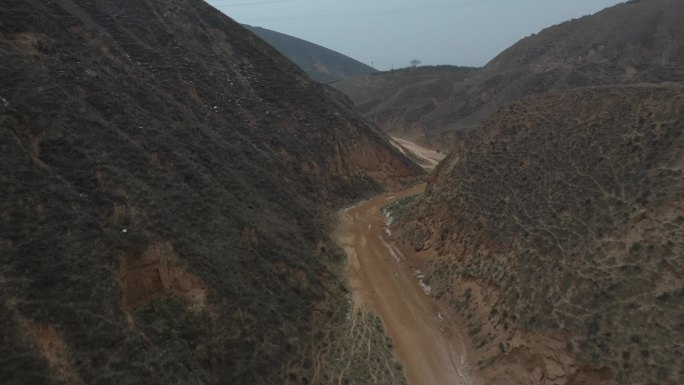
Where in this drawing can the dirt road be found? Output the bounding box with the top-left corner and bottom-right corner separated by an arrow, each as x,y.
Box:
390,137 -> 446,170
334,184 -> 478,385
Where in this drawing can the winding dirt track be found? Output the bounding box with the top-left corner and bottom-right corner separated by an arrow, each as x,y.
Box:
334,184 -> 478,385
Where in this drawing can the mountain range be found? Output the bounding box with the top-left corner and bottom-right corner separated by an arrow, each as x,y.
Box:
333,0 -> 684,146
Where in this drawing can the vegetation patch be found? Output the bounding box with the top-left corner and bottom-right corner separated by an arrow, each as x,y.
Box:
382,193 -> 423,222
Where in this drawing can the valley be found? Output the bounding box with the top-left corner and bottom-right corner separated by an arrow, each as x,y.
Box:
335,183 -> 477,385
2,0 -> 682,384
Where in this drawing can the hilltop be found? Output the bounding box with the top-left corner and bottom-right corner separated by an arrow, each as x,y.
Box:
0,0 -> 421,384
246,25 -> 377,83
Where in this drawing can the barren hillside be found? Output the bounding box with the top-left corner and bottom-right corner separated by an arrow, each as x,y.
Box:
0,0 -> 421,384
397,85 -> 684,385
335,0 -> 684,146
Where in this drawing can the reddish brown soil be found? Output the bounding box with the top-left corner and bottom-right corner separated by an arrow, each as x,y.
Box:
335,184 -> 480,385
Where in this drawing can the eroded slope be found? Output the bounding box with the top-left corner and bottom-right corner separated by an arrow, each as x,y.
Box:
399,85 -> 684,385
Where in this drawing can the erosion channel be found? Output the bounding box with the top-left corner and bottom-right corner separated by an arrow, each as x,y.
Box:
335,183 -> 479,385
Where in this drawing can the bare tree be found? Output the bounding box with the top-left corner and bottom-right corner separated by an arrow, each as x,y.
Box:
410,59 -> 421,68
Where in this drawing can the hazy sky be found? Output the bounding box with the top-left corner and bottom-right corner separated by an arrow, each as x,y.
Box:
206,0 -> 621,70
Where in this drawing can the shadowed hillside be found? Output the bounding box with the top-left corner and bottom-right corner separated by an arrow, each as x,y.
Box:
397,85 -> 684,385
0,0 -> 422,384
335,0 -> 684,146
245,25 -> 377,83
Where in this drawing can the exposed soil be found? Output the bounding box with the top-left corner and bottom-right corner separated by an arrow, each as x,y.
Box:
390,137 -> 446,170
17,317 -> 82,385
118,241 -> 207,309
335,183 -> 479,385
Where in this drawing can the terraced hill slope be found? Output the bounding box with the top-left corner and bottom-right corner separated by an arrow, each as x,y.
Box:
0,0 -> 421,384
246,25 -> 377,83
398,85 -> 684,385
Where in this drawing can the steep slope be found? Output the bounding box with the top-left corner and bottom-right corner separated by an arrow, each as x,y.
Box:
0,0 -> 422,384
245,25 -> 377,83
335,0 -> 684,146
332,66 -> 478,145
398,85 -> 684,385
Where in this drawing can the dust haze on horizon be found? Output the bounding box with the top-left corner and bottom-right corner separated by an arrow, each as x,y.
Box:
207,0 -> 621,70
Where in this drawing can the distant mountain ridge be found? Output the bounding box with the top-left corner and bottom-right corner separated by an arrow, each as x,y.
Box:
332,65 -> 479,146
245,25 -> 377,83
334,0 -> 684,146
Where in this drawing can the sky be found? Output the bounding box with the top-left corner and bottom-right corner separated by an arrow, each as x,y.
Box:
206,0 -> 621,70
